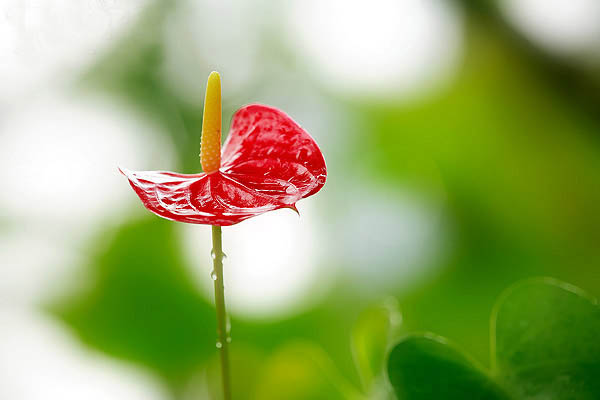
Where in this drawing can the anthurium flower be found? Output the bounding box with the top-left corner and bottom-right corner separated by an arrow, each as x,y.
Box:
121,72 -> 326,226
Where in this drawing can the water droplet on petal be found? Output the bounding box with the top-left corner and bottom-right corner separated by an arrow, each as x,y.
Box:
285,185 -> 296,194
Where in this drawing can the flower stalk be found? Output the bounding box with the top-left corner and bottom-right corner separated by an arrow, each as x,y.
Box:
211,225 -> 231,400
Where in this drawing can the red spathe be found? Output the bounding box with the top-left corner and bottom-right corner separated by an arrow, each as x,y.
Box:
121,104 -> 327,225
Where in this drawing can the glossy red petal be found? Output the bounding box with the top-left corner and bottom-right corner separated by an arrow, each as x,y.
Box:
121,169 -> 299,226
122,104 -> 326,225
221,104 -> 327,199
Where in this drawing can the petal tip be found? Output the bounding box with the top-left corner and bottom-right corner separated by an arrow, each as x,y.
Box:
285,204 -> 300,216
118,166 -> 134,178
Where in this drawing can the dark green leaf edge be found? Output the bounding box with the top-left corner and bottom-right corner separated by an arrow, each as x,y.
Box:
386,332 -> 511,399
489,276 -> 599,374
386,332 -> 499,386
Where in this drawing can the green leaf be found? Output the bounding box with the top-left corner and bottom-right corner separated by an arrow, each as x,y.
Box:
387,278 -> 600,399
492,278 -> 600,399
351,299 -> 402,390
50,217 -> 215,387
387,334 -> 509,399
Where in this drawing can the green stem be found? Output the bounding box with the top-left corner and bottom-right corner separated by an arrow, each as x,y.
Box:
211,225 -> 232,400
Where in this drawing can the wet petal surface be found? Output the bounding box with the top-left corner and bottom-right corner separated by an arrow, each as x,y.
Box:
122,104 -> 326,225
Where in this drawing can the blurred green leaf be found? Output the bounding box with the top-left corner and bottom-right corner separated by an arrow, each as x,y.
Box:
388,334 -> 509,399
50,217 -> 361,396
51,217 -> 215,388
253,342 -> 362,400
351,299 -> 401,391
492,278 -> 600,399
388,279 -> 600,399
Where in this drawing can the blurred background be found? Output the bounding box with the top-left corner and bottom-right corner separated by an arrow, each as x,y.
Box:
1,0 -> 600,398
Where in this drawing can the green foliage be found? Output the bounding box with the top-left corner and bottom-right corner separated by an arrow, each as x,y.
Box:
357,18 -> 600,365
351,299 -> 401,391
51,217 -> 215,387
387,279 -> 600,399
493,278 -> 600,399
48,215 -> 362,396
388,335 -> 509,399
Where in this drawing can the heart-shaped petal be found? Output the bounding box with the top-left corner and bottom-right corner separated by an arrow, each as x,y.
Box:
122,104 -> 326,225
222,104 -> 326,198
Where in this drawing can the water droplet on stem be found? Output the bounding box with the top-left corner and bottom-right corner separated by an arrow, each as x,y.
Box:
211,249 -> 227,260
226,315 -> 232,336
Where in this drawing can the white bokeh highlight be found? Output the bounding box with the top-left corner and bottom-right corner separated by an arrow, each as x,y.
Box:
501,0 -> 600,58
285,0 -> 463,97
162,0 -> 264,104
0,310 -> 167,400
0,0 -> 147,100
334,184 -> 445,293
0,93 -> 175,306
0,228 -> 80,306
181,205 -> 330,319
0,93 -> 173,228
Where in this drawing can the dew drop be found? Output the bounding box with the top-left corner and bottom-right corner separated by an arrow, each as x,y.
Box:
226,337 -> 232,343
226,315 -> 232,335
210,270 -> 218,281
210,249 -> 227,260
285,185 -> 297,194
216,341 -> 223,349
